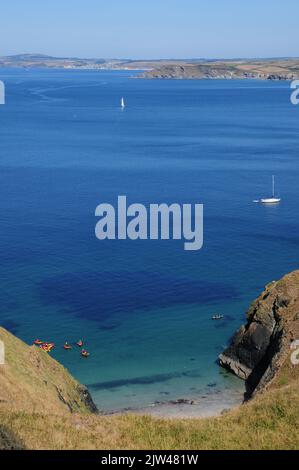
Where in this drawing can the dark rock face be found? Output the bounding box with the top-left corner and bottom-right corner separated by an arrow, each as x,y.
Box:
77,385 -> 98,414
219,321 -> 274,379
219,271 -> 299,397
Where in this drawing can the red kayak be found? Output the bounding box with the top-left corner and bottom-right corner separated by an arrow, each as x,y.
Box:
33,339 -> 44,345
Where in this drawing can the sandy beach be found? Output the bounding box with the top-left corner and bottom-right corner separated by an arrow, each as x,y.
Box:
106,387 -> 245,419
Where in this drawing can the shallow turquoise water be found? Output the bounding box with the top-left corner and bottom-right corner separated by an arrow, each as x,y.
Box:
0,69 -> 298,410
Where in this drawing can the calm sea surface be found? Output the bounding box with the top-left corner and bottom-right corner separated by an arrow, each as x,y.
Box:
0,69 -> 298,410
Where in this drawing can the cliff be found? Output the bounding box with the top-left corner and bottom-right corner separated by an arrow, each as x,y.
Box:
219,270 -> 299,397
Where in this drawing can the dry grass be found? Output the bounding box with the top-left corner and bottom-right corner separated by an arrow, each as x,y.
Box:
1,372 -> 298,450
1,326 -> 299,450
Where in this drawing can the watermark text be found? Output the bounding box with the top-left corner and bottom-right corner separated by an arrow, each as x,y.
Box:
0,340 -> 5,365
0,80 -> 5,105
290,80 -> 299,105
290,339 -> 299,365
95,196 -> 203,251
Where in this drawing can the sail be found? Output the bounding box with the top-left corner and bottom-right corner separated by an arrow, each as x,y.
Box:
259,175 -> 280,204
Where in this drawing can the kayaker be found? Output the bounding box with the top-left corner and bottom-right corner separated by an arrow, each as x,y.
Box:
33,339 -> 44,345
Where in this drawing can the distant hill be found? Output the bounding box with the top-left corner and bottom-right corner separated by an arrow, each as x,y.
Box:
6,54 -> 59,60
0,53 -> 108,69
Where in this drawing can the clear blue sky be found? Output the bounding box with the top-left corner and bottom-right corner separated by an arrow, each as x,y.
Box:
1,0 -> 298,59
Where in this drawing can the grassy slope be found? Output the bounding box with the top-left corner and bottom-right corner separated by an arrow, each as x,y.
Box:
0,324 -> 298,450
0,327 -> 95,416
1,375 -> 298,450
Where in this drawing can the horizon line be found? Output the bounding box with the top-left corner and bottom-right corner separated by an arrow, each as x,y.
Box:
2,52 -> 299,62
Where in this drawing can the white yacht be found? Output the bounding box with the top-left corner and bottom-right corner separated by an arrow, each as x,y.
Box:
260,176 -> 281,204
121,97 -> 125,109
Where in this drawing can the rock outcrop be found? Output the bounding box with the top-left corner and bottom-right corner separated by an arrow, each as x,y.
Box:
219,271 -> 299,397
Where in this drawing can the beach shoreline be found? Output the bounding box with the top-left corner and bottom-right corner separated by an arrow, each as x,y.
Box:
103,388 -> 245,419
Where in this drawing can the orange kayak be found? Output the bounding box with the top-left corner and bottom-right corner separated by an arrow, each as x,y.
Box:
40,342 -> 55,353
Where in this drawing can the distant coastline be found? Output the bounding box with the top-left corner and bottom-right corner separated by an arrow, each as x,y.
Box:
139,59 -> 299,80
1,54 -> 299,80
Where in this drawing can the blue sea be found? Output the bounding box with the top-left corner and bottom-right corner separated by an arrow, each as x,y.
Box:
0,68 -> 299,411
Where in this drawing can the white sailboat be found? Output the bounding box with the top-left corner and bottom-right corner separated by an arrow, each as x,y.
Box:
121,97 -> 125,109
260,175 -> 281,204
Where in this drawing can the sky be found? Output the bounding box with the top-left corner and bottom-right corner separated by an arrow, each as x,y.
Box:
1,0 -> 298,59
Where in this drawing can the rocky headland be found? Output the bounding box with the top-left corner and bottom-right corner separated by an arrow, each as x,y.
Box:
219,270 -> 299,398
140,59 -> 299,80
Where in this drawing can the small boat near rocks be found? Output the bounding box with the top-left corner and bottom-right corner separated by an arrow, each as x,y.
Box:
212,314 -> 224,320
